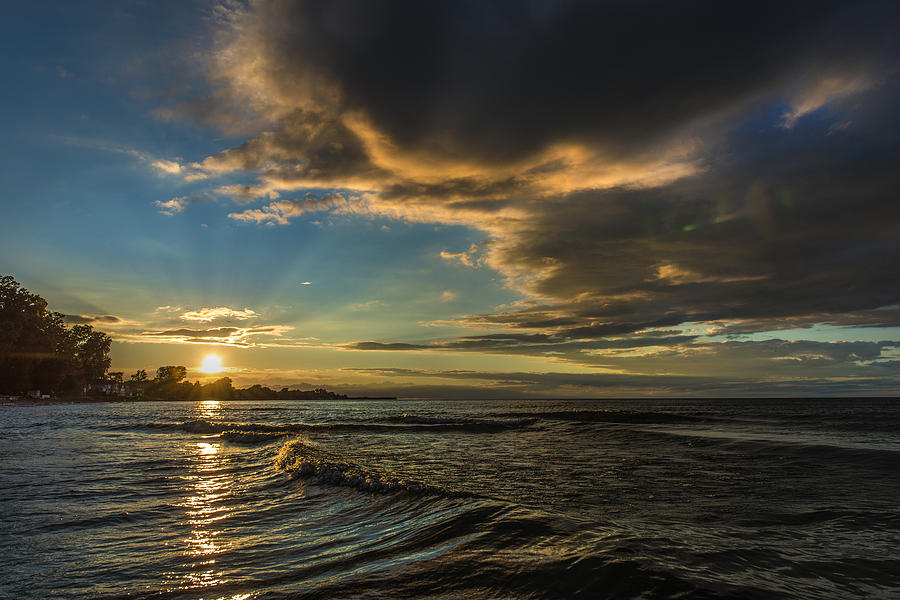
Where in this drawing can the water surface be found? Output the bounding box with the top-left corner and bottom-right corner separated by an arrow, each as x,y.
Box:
1,398 -> 898,598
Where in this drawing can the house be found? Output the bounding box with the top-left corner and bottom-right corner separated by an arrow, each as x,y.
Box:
86,381 -> 127,396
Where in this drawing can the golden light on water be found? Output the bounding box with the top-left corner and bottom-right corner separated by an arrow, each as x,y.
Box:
162,438 -> 235,593
200,355 -> 224,374
198,400 -> 221,420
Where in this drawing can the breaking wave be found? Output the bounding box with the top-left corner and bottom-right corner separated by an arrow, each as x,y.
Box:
220,430 -> 288,444
274,438 -> 461,496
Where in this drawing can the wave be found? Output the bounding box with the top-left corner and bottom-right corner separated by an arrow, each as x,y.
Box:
144,418 -> 531,436
499,409 -> 706,424
675,430 -> 900,470
387,413 -> 536,427
180,419 -> 284,434
274,438 -> 461,496
220,429 -> 288,444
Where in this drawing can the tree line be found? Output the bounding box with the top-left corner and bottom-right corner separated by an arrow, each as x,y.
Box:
0,275 -> 111,395
133,366 -> 347,401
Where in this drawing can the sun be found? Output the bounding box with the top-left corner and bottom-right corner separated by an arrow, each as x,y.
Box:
200,354 -> 224,374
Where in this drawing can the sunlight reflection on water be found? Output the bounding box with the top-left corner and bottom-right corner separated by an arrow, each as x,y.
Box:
163,438 -> 234,593
198,400 -> 222,420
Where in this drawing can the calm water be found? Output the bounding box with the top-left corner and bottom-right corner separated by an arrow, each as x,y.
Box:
0,398 -> 898,599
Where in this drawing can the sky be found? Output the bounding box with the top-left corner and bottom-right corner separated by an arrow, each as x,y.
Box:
2,0 -> 900,398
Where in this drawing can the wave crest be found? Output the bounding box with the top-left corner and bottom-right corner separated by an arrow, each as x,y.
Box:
275,439 -> 450,495
220,430 -> 288,444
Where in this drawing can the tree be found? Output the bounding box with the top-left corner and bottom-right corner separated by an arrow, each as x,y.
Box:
0,275 -> 110,395
70,324 -> 112,384
203,376 -> 234,399
155,365 -> 187,384
131,369 -> 148,383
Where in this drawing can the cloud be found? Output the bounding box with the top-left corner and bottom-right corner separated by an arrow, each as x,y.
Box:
134,323 -> 299,348
343,365 -> 900,397
150,159 -> 184,175
344,333 -> 701,368
53,136 -> 206,181
440,243 -> 487,268
781,73 -> 875,128
180,307 -> 258,322
154,197 -> 188,215
196,2 -> 894,164
342,330 -> 900,386
68,302 -> 313,350
140,324 -> 294,347
440,290 -> 457,303
154,194 -> 210,216
154,305 -> 182,313
63,314 -> 123,325
151,0 -> 900,390
149,327 -> 240,338
348,342 -> 427,351
439,250 -> 474,267
351,299 -> 387,311
228,192 -> 354,225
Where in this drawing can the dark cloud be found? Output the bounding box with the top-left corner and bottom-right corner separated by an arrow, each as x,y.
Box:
474,108 -> 900,335
202,110 -> 385,195
708,308 -> 900,336
347,333 -> 900,380
63,314 -> 122,324
348,341 -> 427,351
345,365 -> 900,397
129,323 -> 296,348
346,333 -> 696,355
149,327 -> 240,338
247,0 -> 897,164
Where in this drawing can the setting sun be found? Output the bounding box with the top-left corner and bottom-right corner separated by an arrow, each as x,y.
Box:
199,355 -> 224,374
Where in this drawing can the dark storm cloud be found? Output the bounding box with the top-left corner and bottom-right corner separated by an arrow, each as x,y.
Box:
247,0 -> 896,163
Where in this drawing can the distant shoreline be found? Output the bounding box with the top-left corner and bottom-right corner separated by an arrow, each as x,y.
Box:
1,395 -> 398,406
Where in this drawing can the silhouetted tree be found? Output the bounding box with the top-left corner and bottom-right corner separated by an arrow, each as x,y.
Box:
69,324 -> 112,385
0,275 -> 112,395
155,365 -> 187,384
132,362 -> 349,401
203,376 -> 234,399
